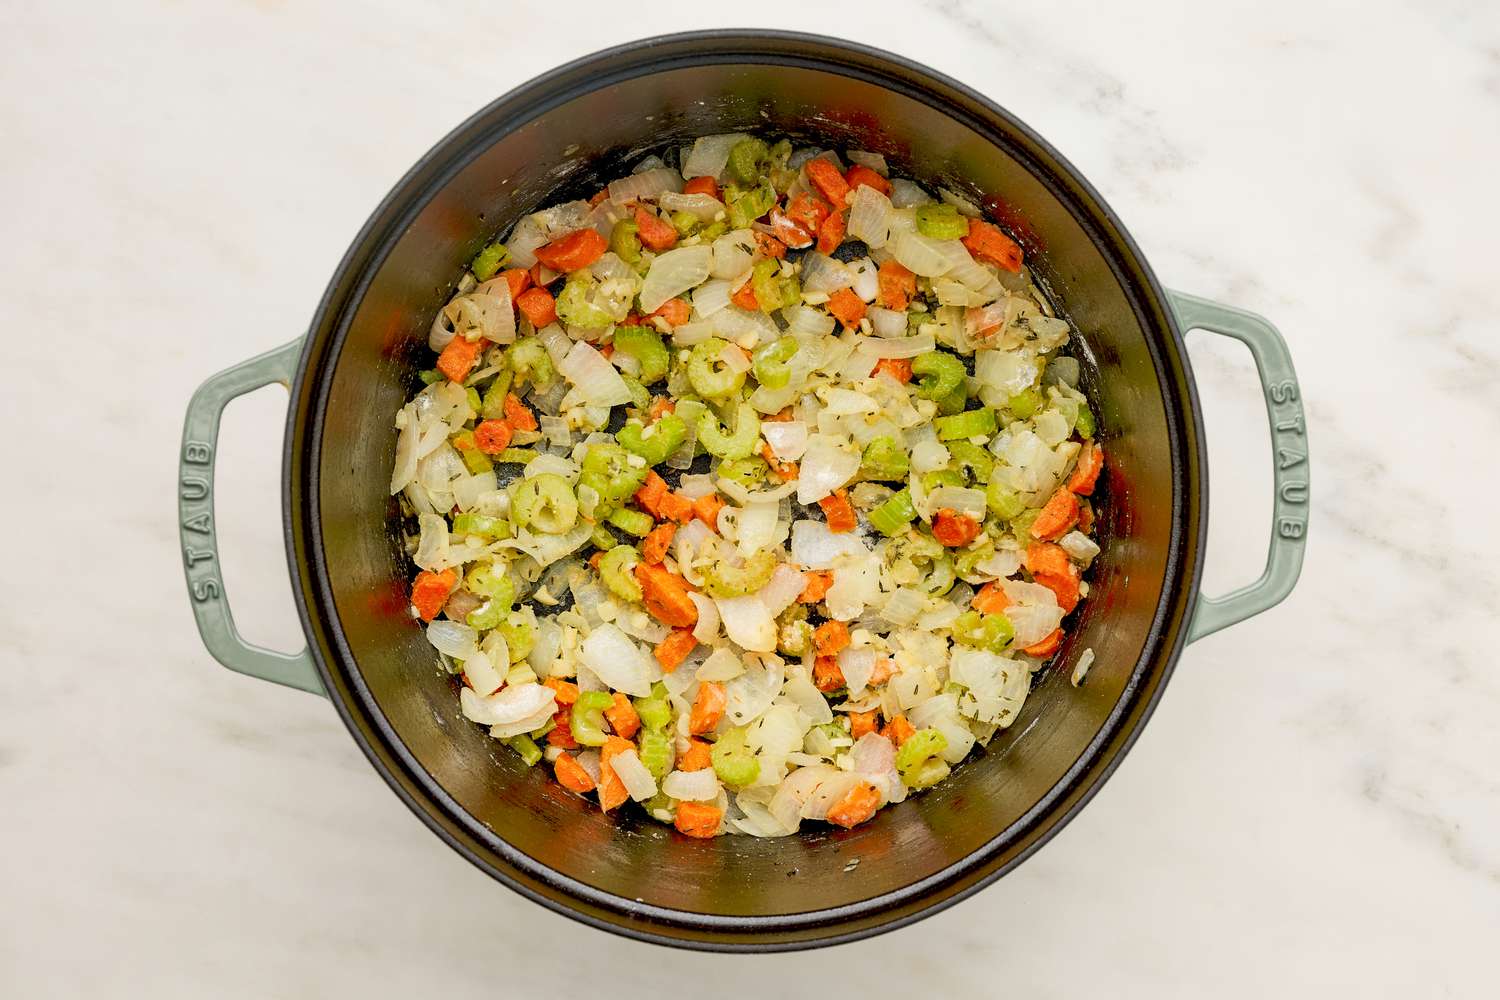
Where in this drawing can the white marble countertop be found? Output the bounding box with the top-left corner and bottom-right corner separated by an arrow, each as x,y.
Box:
3,1 -> 1497,995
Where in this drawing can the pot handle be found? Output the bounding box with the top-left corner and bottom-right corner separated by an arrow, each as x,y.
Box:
1169,291 -> 1309,643
179,338 -> 325,695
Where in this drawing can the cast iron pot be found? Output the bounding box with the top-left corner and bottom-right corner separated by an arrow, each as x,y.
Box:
178,31 -> 1310,951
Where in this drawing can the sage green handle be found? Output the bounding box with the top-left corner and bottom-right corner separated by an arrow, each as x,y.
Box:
1171,291 -> 1309,643
179,339 -> 325,695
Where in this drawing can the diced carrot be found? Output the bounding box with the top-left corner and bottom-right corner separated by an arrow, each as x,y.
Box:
961,220 -> 1024,273
813,620 -> 851,658
844,164 -> 892,197
534,228 -> 607,272
1035,567 -> 1081,614
1026,541 -> 1082,612
805,157 -> 851,206
1066,442 -> 1105,496
674,800 -> 722,838
473,419 -> 513,454
554,753 -> 596,794
502,393 -> 538,432
931,509 -> 982,547
588,551 -> 605,572
849,710 -> 879,740
634,205 -> 678,252
1030,489 -> 1081,541
813,654 -> 845,693
634,469 -> 670,518
883,714 -> 916,747
436,334 -> 484,383
818,489 -> 857,534
649,297 -> 691,328
826,287 -> 866,330
1022,628 -> 1065,658
868,657 -> 895,687
785,191 -> 832,234
679,739 -> 712,771
799,570 -> 834,603
588,187 -> 609,207
872,357 -> 912,383
1078,499 -> 1095,534
597,736 -> 634,811
410,567 -> 457,621
528,262 -> 555,288
730,280 -> 759,310
599,343 -> 615,360
1025,541 -> 1072,580
876,259 -> 916,310
542,677 -> 580,705
501,267 -> 531,301
971,581 -> 1010,615
634,562 -> 699,628
648,396 -> 675,421
654,628 -> 697,672
605,692 -> 641,740
515,286 -> 557,328
767,209 -> 813,249
816,210 -> 846,253
546,709 -> 579,749
689,681 -> 726,734
826,781 -> 881,829
758,442 -> 798,480
753,231 -> 786,259
683,176 -> 719,199
642,522 -> 676,565
659,491 -> 695,524
692,493 -> 726,531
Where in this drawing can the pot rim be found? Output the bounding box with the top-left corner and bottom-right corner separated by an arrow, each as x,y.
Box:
283,28 -> 1207,951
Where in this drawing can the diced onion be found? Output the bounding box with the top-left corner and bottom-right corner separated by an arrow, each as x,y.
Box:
715,594 -> 776,653
640,244 -> 712,314
659,191 -> 724,222
790,520 -> 867,569
711,230 -> 756,279
757,562 -> 808,617
891,231 -> 955,277
847,184 -> 893,249
558,341 -> 632,406
459,683 -> 554,726
608,748 -> 658,801
692,278 -> 732,318
800,252 -> 855,294
607,167 -> 683,203
683,133 -> 750,179
795,434 -> 861,504
688,591 -> 721,643
868,307 -> 907,339
761,420 -> 808,461
580,623 -> 657,696
838,646 -> 877,694
663,768 -> 720,801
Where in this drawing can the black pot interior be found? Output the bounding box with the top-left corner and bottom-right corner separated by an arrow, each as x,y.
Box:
292,33 -> 1201,948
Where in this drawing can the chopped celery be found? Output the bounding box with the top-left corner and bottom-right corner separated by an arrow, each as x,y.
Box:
606,506 -> 654,538
701,548 -> 776,598
497,612 -> 534,661
670,210 -> 701,236
451,431 -> 493,475
571,690 -> 614,747
727,138 -> 771,184
861,436 -> 910,481
1075,403 -> 1096,439
1008,387 -> 1044,418
504,734 -> 543,767
579,443 -> 649,503
451,513 -> 510,540
698,401 -> 760,460
718,456 -> 768,490
687,337 -> 747,398
464,565 -> 514,606
496,447 -> 538,466
466,599 -> 504,631
752,336 -> 799,389
638,729 -> 673,778
911,351 -> 965,401
507,337 -> 555,389
727,180 -> 776,229
617,415 -> 687,466
510,473 -> 579,534
986,481 -> 1026,519
934,407 -> 997,441
599,545 -> 642,602
470,241 -> 509,281
610,219 -> 641,265
914,203 -> 970,240
869,488 -> 918,536
896,728 -> 950,788
613,324 -> 670,384
951,610 -> 1014,653
750,259 -> 799,313
591,525 -> 618,550
633,682 -> 672,732
710,726 -> 760,787
945,440 -> 993,484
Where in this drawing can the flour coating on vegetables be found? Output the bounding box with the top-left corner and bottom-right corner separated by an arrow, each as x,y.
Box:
390,135 -> 1104,838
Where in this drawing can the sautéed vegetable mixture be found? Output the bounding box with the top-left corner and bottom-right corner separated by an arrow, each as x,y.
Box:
390,135 -> 1104,838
